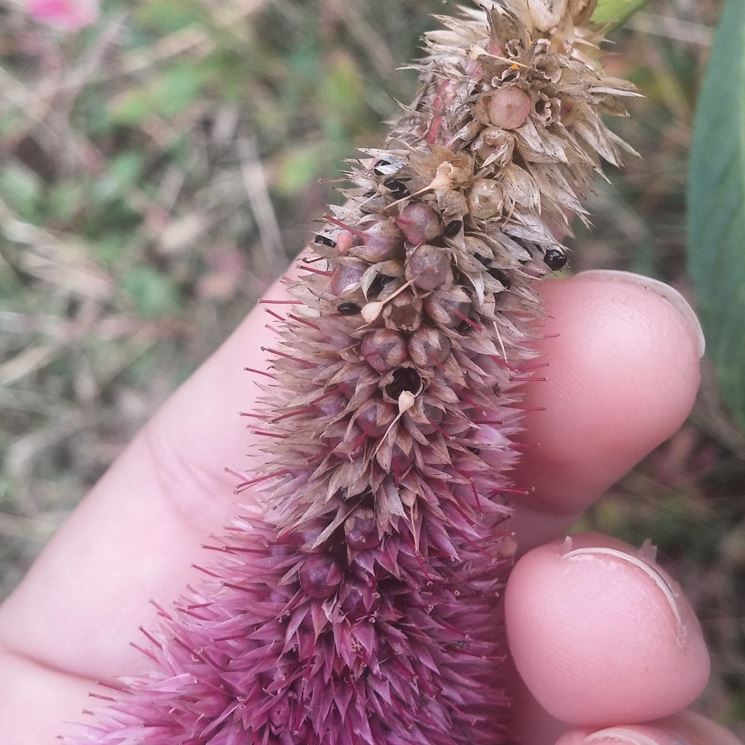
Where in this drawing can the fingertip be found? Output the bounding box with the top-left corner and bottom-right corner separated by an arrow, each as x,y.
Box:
514,271 -> 702,517
505,532 -> 710,726
556,712 -> 744,745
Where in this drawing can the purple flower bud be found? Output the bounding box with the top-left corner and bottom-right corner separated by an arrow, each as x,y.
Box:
299,555 -> 343,598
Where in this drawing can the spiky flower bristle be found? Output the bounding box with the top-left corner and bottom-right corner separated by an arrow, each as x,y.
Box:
65,2 -> 638,743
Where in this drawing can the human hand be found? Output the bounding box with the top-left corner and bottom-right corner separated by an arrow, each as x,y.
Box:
0,265 -> 738,745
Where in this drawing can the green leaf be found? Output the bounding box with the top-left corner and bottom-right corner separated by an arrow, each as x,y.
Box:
92,151 -> 145,204
688,0 -> 745,430
592,0 -> 648,26
134,0 -> 205,33
123,267 -> 181,317
108,63 -> 210,126
0,163 -> 42,220
276,144 -> 325,196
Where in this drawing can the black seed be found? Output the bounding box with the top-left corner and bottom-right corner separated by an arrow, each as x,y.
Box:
385,367 -> 422,398
373,159 -> 391,176
383,177 -> 409,198
337,302 -> 361,315
444,220 -> 463,238
487,267 -> 512,289
543,248 -> 568,270
314,234 -> 336,248
457,320 -> 473,334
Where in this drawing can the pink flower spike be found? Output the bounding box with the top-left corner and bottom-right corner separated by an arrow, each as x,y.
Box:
27,0 -> 99,32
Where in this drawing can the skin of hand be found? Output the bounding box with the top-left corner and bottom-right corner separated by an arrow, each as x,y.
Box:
0,265 -> 740,745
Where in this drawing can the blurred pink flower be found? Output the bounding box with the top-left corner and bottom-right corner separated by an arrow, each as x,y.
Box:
27,0 -> 99,31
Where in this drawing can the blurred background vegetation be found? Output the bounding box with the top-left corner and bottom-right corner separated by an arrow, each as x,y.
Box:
0,0 -> 742,735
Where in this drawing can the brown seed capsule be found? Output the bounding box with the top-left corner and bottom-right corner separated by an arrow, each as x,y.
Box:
361,329 -> 408,372
344,508 -> 380,552
468,179 -> 504,220
488,87 -> 532,130
396,202 -> 441,245
408,326 -> 451,368
405,244 -> 452,291
424,286 -> 471,328
350,217 -> 404,262
328,260 -> 367,296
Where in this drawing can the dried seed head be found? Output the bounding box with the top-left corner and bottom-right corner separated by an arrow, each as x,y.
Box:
396,202 -> 442,245
444,219 -> 463,238
68,1 -> 641,742
361,329 -> 408,372
488,87 -> 532,130
408,326 -> 452,368
406,244 -> 452,290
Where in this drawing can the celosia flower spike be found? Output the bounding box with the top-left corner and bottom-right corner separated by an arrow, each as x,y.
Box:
63,2 -> 637,743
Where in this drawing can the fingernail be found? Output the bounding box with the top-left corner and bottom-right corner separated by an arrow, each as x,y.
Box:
584,728 -> 661,745
576,270 -> 706,358
562,545 -> 685,635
